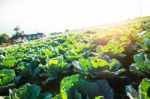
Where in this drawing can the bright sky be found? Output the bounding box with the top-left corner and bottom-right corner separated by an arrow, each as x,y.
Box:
0,0 -> 150,36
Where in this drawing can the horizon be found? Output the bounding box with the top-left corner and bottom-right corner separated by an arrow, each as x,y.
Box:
0,0 -> 150,36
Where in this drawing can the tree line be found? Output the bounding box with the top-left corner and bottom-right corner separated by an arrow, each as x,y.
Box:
0,26 -> 24,45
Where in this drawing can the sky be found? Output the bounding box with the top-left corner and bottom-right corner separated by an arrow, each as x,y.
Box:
0,0 -> 150,36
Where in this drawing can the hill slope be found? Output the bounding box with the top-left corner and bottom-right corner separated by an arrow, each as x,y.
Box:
0,16 -> 150,99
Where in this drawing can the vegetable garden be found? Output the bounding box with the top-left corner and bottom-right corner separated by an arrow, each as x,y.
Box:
0,17 -> 150,99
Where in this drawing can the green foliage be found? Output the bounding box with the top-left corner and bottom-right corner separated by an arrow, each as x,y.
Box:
125,85 -> 139,99
0,55 -> 17,68
142,30 -> 150,39
42,46 -> 59,58
139,78 -> 150,99
64,50 -> 82,61
0,33 -> 9,44
16,57 -> 40,77
53,75 -> 114,99
0,69 -> 15,87
139,38 -> 150,51
126,78 -> 150,99
7,83 -> 41,99
130,53 -> 150,75
73,57 -> 122,77
12,26 -> 24,38
40,55 -> 68,80
0,16 -> 150,99
142,21 -> 150,30
95,96 -> 105,99
95,40 -> 125,57
5,83 -> 52,99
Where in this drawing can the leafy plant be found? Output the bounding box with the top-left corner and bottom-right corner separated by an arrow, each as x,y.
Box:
96,40 -> 125,56
125,78 -> 150,99
0,69 -> 16,88
73,57 -> 123,77
42,47 -> 59,58
53,75 -> 114,99
64,50 -> 84,61
130,52 -> 150,75
0,16 -> 149,99
0,55 -> 17,68
39,55 -> 68,81
0,55 -> 5,61
16,56 -> 40,78
5,83 -> 52,99
139,38 -> 150,51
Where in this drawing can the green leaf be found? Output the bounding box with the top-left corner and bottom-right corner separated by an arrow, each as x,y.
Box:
125,78 -> 150,99
74,90 -> 82,99
0,56 -> 17,68
40,56 -> 68,80
88,57 -> 107,68
96,46 -> 103,56
0,69 -> 16,87
125,85 -> 139,99
108,59 -> 120,71
7,83 -> 41,99
37,92 -> 52,99
43,49 -> 53,57
55,75 -> 114,99
139,78 -> 150,99
131,53 -> 150,75
134,53 -> 145,66
48,59 -> 59,65
73,57 -> 121,77
95,96 -> 105,99
64,50 -> 83,61
143,39 -> 150,48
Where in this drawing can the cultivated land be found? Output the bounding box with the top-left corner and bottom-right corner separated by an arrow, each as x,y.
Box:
0,16 -> 150,99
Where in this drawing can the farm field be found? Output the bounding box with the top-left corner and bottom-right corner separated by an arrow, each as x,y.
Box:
0,16 -> 150,99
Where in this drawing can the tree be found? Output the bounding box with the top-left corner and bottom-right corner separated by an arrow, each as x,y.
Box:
14,26 -> 20,33
65,29 -> 69,32
13,26 -> 24,37
0,33 -> 9,44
